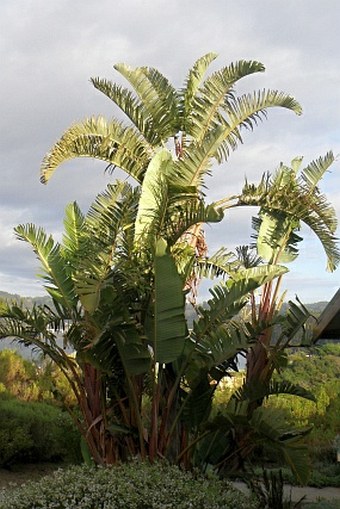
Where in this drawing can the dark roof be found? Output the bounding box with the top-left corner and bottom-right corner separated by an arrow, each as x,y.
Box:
313,288 -> 340,341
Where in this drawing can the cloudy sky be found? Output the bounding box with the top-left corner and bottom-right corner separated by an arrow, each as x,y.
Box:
0,0 -> 339,303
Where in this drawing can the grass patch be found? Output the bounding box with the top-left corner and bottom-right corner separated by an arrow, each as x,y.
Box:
0,398 -> 81,466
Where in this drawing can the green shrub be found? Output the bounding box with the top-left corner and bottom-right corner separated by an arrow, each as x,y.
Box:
0,461 -> 257,509
0,398 -> 81,466
0,350 -> 76,407
305,463 -> 340,488
0,350 -> 40,401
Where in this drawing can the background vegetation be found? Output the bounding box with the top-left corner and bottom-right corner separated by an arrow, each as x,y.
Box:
0,349 -> 80,467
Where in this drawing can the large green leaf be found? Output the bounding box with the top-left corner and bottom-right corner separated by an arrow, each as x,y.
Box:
134,149 -> 173,247
114,328 -> 151,375
147,237 -> 187,364
255,210 -> 301,264
189,59 -> 267,141
62,202 -> 85,261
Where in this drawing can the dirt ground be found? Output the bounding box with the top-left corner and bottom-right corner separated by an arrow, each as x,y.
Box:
0,462 -> 61,489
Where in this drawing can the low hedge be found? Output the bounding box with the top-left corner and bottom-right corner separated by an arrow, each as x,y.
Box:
0,397 -> 81,466
0,461 -> 256,509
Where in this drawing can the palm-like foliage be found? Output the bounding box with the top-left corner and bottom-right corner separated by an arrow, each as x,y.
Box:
41,53 -> 301,188
180,153 -> 339,480
39,54 -> 302,310
228,154 -> 339,381
236,152 -> 339,271
0,182 -> 152,464
199,154 -> 339,479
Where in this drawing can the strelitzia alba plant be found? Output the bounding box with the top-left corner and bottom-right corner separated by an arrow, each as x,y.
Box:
199,152 -> 339,483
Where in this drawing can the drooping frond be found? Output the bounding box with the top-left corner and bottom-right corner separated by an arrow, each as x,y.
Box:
41,116 -> 153,184
233,379 -> 316,403
301,208 -> 339,272
300,151 -> 334,192
0,303 -> 61,343
181,88 -> 301,175
0,304 -> 81,393
14,224 -> 77,311
90,78 -> 160,144
213,89 -> 302,165
227,89 -> 302,126
188,60 -> 267,141
182,52 -> 218,124
236,154 -> 339,271
114,63 -> 179,141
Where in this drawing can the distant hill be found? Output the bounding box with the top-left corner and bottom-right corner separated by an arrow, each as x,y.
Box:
0,290 -> 330,357
0,291 -> 54,359
281,300 -> 328,317
0,290 -> 329,318
185,300 -> 329,328
0,291 -> 52,309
